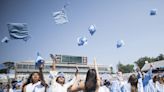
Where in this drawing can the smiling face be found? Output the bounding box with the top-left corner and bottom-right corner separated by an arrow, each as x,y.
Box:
32,72 -> 40,83
56,76 -> 65,85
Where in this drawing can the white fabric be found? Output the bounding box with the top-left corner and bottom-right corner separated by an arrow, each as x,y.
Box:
144,80 -> 163,92
35,56 -> 44,63
1,37 -> 9,43
48,76 -> 76,92
13,89 -> 21,92
49,70 -> 58,79
121,72 -> 144,92
3,88 -> 13,92
25,81 -> 45,92
98,86 -> 109,92
122,82 -> 144,92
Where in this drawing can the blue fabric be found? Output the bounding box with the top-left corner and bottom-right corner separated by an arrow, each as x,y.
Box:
150,9 -> 157,16
77,37 -> 87,46
35,54 -> 44,69
142,68 -> 152,87
116,40 -> 125,48
110,80 -> 122,92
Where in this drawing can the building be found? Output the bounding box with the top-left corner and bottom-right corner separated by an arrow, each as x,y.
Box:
15,54 -> 111,81
55,54 -> 88,65
141,60 -> 164,73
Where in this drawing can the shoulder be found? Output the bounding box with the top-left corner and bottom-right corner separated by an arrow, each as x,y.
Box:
25,83 -> 32,88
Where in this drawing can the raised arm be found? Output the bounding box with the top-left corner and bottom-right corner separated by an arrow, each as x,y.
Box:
39,63 -> 45,81
68,66 -> 87,92
39,64 -> 48,87
136,67 -> 144,92
50,54 -> 57,71
65,66 -> 79,89
142,64 -> 153,87
93,58 -> 100,92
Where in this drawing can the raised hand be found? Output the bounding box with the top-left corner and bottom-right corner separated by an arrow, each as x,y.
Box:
75,66 -> 79,77
50,54 -> 56,63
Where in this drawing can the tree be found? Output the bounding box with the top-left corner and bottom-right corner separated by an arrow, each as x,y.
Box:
154,54 -> 164,61
134,56 -> 155,69
3,61 -> 15,69
117,62 -> 134,73
0,61 -> 15,74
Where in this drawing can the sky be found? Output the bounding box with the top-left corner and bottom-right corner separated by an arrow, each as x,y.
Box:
0,0 -> 164,70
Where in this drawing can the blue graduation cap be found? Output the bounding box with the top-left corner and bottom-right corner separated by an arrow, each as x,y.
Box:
150,9 -> 157,16
35,52 -> 44,69
77,37 -> 88,46
116,40 -> 125,48
88,25 -> 96,36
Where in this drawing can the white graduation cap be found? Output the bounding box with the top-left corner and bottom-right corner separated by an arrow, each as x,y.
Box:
1,37 -> 9,43
145,61 -> 149,64
7,23 -> 30,41
53,10 -> 69,24
0,64 -> 7,70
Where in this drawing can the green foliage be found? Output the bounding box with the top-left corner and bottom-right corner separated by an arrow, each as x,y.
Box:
117,62 -> 134,73
3,61 -> 15,69
0,61 -> 15,74
0,69 -> 7,73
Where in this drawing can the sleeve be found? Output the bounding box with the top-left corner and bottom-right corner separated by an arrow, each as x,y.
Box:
137,72 -> 144,92
39,68 -> 44,82
142,68 -> 153,87
51,76 -> 58,86
65,76 -> 76,89
110,81 -> 122,92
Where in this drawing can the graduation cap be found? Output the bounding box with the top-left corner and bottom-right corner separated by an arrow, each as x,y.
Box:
1,37 -> 9,43
7,23 -> 30,41
116,40 -> 125,48
150,9 -> 157,16
52,10 -> 69,24
88,25 -> 96,36
145,61 -> 149,64
63,1 -> 70,9
77,37 -> 88,46
57,72 -> 65,78
35,52 -> 45,69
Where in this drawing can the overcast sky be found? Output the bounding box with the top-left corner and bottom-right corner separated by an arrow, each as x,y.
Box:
0,0 -> 164,70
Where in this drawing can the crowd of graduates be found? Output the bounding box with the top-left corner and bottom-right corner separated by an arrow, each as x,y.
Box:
0,55 -> 164,92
